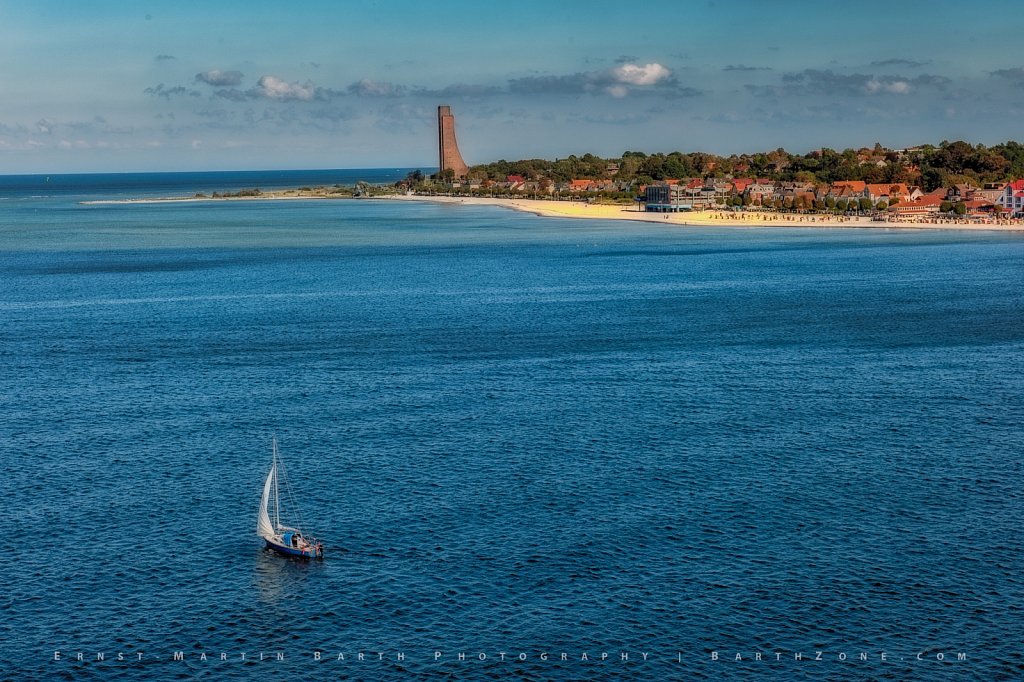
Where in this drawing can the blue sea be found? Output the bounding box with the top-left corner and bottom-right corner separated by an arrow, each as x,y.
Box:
2,171 -> 1022,680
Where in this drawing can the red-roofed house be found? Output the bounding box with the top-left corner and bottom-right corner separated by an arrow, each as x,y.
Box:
831,180 -> 867,193
998,179 -> 1024,216
747,181 -> 777,204
888,195 -> 944,216
731,178 -> 754,194
829,181 -> 867,200
866,183 -> 910,203
568,179 -> 597,192
963,198 -> 996,217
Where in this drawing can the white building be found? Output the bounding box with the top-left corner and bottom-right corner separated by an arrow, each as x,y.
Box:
998,180 -> 1024,216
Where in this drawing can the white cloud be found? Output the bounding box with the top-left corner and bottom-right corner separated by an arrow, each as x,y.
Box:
251,75 -> 316,101
866,79 -> 911,94
610,62 -> 672,86
507,61 -> 685,98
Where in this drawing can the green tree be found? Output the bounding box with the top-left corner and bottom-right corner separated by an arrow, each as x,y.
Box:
932,140 -> 974,174
859,164 -> 885,183
920,168 -> 945,192
953,202 -> 967,216
940,200 -> 953,213
993,140 -> 1024,177
836,198 -> 848,212
858,197 -> 872,212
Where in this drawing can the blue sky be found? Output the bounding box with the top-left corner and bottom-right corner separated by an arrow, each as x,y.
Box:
2,0 -> 1023,173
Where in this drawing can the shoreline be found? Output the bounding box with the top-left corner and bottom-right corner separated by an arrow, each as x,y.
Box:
82,191 -> 1024,232
383,194 -> 1024,232
80,188 -> 351,205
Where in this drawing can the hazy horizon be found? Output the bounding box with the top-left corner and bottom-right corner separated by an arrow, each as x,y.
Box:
3,0 -> 1023,174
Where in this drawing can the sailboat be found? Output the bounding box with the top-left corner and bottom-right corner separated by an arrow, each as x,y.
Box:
257,437 -> 323,559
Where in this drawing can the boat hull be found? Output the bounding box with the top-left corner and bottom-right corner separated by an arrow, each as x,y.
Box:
265,538 -> 322,559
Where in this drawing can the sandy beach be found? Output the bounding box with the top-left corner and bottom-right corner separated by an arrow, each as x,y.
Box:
383,194 -> 1024,232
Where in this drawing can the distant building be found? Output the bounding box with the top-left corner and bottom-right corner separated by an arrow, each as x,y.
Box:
974,183 -> 1007,204
866,183 -> 910,203
437,105 -> 469,179
998,180 -> 1024,216
829,181 -> 867,199
569,179 -> 597,193
730,178 -> 754,194
946,183 -> 975,202
964,199 -> 996,217
644,183 -> 692,211
504,174 -> 526,191
747,181 -> 777,204
566,179 -> 616,193
889,195 -> 944,216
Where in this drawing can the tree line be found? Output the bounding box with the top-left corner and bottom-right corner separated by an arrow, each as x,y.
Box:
462,140 -> 1024,190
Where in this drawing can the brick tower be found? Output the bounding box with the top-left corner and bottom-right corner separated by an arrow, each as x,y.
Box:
437,105 -> 469,179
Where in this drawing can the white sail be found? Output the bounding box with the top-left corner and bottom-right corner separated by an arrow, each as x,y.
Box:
257,461 -> 276,540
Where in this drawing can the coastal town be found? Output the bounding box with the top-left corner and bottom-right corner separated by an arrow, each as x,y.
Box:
410,106 -> 1024,227
414,172 -> 1024,226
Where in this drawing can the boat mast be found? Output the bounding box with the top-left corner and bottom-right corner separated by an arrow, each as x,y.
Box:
272,436 -> 280,531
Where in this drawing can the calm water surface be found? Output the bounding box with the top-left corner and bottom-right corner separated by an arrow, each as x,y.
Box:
2,180 -> 1022,680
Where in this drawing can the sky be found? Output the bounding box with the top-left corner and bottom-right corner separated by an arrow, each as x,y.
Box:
2,0 -> 1023,173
